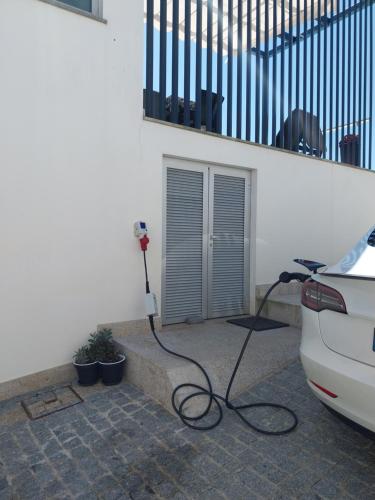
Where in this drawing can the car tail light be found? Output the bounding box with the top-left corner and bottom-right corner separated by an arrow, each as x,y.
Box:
301,280 -> 347,314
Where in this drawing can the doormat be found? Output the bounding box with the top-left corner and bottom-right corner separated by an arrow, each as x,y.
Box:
21,386 -> 83,420
227,316 -> 289,331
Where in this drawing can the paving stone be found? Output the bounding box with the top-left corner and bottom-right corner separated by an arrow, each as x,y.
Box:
30,460 -> 57,486
2,361 -> 375,498
43,437 -> 63,457
312,478 -> 342,498
0,477 -> 9,491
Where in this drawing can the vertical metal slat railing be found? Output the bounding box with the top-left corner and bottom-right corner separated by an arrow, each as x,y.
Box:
144,0 -> 373,170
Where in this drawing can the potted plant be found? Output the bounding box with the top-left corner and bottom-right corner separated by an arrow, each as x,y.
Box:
73,345 -> 99,386
89,329 -> 125,386
339,134 -> 360,166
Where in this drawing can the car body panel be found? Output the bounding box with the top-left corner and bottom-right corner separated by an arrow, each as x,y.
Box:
322,225 -> 375,279
313,274 -> 375,367
300,225 -> 375,432
300,306 -> 375,432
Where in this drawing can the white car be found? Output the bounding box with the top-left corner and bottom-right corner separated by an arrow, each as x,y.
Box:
299,226 -> 375,432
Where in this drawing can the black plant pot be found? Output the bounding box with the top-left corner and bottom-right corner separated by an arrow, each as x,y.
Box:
340,138 -> 360,166
73,361 -> 100,386
99,355 -> 126,386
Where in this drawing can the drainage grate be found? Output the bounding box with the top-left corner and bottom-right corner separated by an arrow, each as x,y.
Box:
21,386 -> 83,420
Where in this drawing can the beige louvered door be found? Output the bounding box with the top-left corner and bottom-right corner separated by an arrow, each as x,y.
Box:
163,160 -> 250,325
207,168 -> 250,318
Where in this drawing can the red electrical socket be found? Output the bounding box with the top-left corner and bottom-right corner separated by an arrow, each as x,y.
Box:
140,235 -> 149,251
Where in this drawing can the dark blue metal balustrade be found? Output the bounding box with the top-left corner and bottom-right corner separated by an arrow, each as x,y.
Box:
144,0 -> 374,169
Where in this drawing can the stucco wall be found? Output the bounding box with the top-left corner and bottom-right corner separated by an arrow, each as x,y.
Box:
1,0 -> 374,384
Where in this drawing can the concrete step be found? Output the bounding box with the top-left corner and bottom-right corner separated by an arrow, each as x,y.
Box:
114,318 -> 301,416
257,293 -> 302,328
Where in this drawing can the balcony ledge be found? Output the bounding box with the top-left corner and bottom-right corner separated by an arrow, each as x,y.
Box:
143,115 -> 374,174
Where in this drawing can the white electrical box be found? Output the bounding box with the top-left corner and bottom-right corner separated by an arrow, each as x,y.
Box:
145,293 -> 158,316
134,221 -> 148,238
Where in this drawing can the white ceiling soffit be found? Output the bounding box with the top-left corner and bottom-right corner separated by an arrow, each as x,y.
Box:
144,0 -> 337,54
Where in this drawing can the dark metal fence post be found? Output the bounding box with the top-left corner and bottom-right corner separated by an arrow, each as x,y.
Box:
353,0 -> 357,137
262,0 -> 270,145
255,0 -> 261,143
317,0 -> 322,155
217,0 -> 223,134
358,0 -> 364,167
369,0 -> 373,169
171,0 -> 179,123
146,0 -> 154,118
237,0 -> 243,138
195,0 -> 202,129
322,0 -> 328,158
206,0 -> 213,132
184,0 -> 191,127
341,0 -> 346,142
280,0 -> 286,148
347,0 -> 352,146
303,0 -> 308,155
246,0 -> 253,141
310,0 -> 315,156
287,0 -> 293,150
296,0 -> 301,152
335,0 -> 340,161
363,0 -> 368,167
227,0 -> 234,136
159,0 -> 167,120
271,0 -> 278,146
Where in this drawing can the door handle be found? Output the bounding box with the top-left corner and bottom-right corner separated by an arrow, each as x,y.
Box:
210,235 -> 218,240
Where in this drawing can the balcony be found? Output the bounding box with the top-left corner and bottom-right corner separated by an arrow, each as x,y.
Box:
144,0 -> 374,169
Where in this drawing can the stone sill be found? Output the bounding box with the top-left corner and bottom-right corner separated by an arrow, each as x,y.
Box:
36,0 -> 107,24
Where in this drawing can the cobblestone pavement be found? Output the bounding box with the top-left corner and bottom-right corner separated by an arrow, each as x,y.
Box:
1,361 -> 375,499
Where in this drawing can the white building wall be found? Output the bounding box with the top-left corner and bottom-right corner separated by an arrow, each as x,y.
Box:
1,0 -> 374,384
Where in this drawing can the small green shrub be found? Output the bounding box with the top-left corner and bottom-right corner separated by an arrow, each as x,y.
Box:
89,328 -> 122,363
73,345 -> 95,364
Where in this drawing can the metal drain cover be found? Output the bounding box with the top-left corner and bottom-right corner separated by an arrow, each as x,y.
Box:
21,386 -> 83,420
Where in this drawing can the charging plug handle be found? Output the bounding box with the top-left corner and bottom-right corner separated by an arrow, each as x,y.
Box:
279,271 -> 310,283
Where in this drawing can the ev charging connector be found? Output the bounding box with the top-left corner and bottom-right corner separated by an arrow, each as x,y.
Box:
134,221 -> 158,317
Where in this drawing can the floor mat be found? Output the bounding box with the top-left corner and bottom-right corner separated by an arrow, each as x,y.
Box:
227,316 -> 289,331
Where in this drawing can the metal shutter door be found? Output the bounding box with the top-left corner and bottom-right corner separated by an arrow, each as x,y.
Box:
164,168 -> 204,324
209,174 -> 246,318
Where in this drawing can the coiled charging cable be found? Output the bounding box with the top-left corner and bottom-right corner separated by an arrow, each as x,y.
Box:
144,251 -> 306,435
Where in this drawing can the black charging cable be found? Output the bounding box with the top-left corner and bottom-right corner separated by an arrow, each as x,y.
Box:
143,250 -> 308,435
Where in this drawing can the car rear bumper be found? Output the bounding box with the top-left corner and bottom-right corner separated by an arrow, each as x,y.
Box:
300,306 -> 375,432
